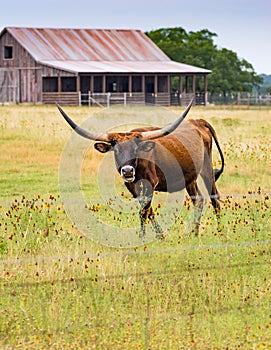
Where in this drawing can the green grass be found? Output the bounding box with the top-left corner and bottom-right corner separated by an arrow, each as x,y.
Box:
0,104 -> 270,349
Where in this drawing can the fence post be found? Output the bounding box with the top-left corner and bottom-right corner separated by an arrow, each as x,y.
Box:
237,92 -> 240,105
79,91 -> 81,106
205,91 -> 208,106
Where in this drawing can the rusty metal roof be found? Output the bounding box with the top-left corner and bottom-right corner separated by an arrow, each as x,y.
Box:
2,27 -> 210,74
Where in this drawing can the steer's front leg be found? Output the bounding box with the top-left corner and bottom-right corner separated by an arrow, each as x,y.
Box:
140,204 -> 164,239
136,180 -> 163,239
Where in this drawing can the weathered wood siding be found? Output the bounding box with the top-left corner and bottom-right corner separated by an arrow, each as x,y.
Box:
0,31 -> 41,102
43,92 -> 79,105
0,30 -> 76,103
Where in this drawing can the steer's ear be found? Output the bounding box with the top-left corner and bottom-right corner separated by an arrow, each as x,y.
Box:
94,142 -> 112,153
138,141 -> 155,152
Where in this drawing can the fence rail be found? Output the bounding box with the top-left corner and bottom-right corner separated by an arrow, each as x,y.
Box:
10,90 -> 271,106
208,92 -> 271,105
80,92 -> 128,107
79,92 -> 145,107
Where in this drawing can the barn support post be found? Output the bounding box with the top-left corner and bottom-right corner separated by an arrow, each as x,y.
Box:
167,75 -> 170,95
154,75 -> 158,98
58,76 -> 61,94
179,75 -> 183,105
76,75 -> 80,105
102,76 -> 106,93
204,75 -> 208,106
90,75 -> 94,94
142,75 -> 145,94
128,75 -> 132,94
192,75 -> 196,97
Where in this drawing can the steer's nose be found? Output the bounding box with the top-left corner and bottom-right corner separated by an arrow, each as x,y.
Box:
121,165 -> 135,182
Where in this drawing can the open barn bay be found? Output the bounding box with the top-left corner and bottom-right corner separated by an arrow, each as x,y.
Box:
0,104 -> 270,349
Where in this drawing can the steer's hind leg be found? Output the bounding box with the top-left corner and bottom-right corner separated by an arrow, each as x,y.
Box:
186,181 -> 204,236
203,176 -> 222,229
201,161 -> 222,229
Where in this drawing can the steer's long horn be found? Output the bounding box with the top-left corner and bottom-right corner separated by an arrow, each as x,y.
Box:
141,98 -> 194,140
56,103 -> 110,142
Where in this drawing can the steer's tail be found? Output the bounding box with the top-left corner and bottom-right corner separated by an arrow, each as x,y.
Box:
205,122 -> 225,181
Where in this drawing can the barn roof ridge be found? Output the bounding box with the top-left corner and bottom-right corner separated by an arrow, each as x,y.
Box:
2,26 -> 143,32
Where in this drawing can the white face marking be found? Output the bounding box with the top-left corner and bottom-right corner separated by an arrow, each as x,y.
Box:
120,165 -> 135,182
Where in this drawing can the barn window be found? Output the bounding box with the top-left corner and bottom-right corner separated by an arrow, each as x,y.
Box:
4,46 -> 13,59
119,76 -> 128,92
184,76 -> 193,93
158,76 -> 168,92
106,76 -> 129,92
61,77 -> 76,92
145,76 -> 155,93
94,76 -> 103,92
42,77 -> 58,92
132,76 -> 142,92
107,76 -> 117,92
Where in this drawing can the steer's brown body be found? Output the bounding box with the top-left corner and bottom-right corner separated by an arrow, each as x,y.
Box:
57,100 -> 224,237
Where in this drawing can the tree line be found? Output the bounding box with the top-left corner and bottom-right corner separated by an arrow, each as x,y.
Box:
259,74 -> 271,94
145,27 -> 264,100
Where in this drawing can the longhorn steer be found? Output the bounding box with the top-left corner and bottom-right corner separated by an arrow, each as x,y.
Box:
57,100 -> 224,237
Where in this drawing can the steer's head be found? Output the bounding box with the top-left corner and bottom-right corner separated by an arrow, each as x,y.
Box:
56,99 -> 193,183
94,133 -> 156,182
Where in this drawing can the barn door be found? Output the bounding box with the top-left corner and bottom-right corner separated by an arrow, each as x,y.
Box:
145,76 -> 155,105
0,69 -> 19,103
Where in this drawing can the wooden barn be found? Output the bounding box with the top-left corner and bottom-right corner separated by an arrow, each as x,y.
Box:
0,27 -> 211,106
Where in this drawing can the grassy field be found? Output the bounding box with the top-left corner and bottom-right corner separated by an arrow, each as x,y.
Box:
0,104 -> 270,349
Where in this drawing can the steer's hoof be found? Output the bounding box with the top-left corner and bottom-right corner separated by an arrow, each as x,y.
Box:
139,230 -> 146,239
156,232 -> 165,240
155,226 -> 165,240
191,227 -> 199,236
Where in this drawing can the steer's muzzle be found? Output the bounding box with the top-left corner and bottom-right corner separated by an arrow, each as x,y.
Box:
121,165 -> 135,182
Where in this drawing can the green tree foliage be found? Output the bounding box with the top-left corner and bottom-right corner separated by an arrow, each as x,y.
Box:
146,27 -> 263,98
259,74 -> 271,93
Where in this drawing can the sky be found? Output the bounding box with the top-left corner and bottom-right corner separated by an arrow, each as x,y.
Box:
1,0 -> 270,75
